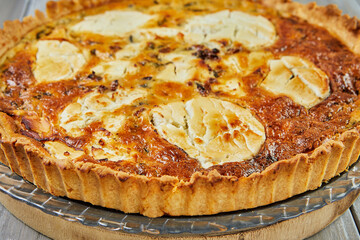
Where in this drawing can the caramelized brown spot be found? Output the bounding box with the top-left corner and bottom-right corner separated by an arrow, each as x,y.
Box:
153,82 -> 193,101
110,80 -> 119,91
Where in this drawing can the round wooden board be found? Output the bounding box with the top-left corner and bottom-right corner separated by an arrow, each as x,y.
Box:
1,190 -> 359,240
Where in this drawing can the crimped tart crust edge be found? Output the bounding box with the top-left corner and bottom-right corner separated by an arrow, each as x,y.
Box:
0,111 -> 359,217
0,0 -> 359,217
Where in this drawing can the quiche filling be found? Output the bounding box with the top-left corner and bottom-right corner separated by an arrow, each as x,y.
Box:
0,0 -> 359,181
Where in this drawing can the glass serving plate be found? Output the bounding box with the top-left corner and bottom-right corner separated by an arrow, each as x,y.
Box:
0,161 -> 360,237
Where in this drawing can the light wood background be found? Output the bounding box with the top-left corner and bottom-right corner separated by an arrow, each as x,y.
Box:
1,0 -> 360,239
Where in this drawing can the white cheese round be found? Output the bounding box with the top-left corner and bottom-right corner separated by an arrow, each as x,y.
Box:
33,40 -> 86,83
71,10 -> 155,36
151,97 -> 266,168
184,10 -> 277,49
261,56 -> 330,108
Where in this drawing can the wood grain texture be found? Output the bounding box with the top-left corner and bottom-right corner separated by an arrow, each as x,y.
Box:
0,0 -> 360,239
0,203 -> 49,240
308,209 -> 360,240
350,197 -> 360,233
1,190 -> 359,240
1,200 -> 359,240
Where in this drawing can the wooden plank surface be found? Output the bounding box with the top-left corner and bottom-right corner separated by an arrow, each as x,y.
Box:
0,0 -> 360,239
0,203 -> 48,240
309,209 -> 360,240
349,197 -> 360,234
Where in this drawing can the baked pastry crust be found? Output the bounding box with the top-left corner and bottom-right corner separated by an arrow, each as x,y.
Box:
0,0 -> 360,218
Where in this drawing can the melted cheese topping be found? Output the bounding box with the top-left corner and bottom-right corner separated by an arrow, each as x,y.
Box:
115,42 -> 146,59
157,52 -> 210,83
87,132 -> 131,161
59,88 -> 147,137
71,10 -> 155,36
261,56 -> 330,108
92,60 -> 137,80
184,10 -> 276,49
151,97 -> 266,168
44,141 -> 84,160
33,40 -> 86,83
132,27 -> 182,41
71,9 -> 276,50
212,78 -> 246,97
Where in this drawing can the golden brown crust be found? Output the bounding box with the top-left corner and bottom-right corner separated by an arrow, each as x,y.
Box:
46,0 -> 110,19
0,0 -> 360,218
0,10 -> 47,58
262,0 -> 360,54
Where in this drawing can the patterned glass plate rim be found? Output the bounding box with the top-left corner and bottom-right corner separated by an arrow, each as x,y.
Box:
0,161 -> 360,237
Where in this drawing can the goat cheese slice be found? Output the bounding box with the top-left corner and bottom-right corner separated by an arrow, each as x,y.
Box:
151,97 -> 265,168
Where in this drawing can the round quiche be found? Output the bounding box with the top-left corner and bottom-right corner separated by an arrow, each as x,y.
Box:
0,0 -> 360,218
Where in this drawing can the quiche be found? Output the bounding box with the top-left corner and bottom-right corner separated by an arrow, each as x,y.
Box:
0,0 -> 360,218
